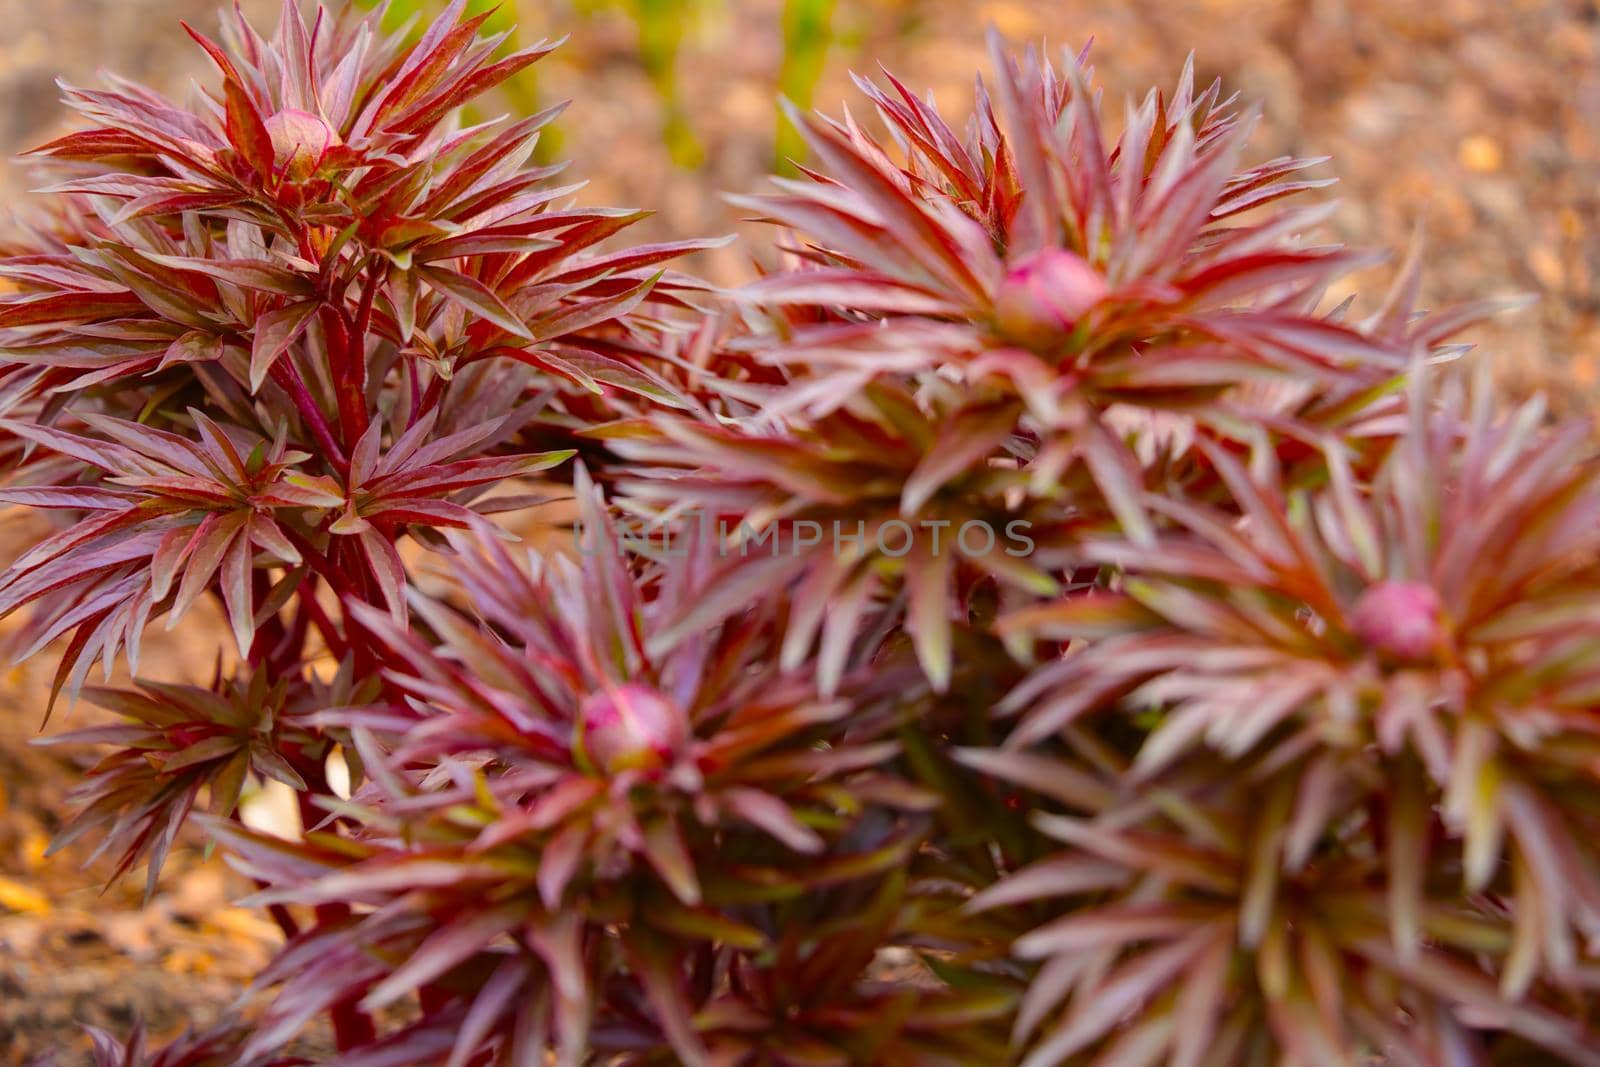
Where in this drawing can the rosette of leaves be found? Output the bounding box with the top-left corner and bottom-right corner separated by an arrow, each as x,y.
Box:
614,39 -> 1508,695
966,753 -> 1600,1066
210,476 -> 940,1064
0,0 -> 719,703
731,41 -> 1500,432
973,368 -> 1600,1064
9,3 -> 1586,1064
614,356 -> 1081,697
41,660 -> 378,896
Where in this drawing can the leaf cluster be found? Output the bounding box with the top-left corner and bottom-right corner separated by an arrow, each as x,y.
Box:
6,3 -> 1599,1065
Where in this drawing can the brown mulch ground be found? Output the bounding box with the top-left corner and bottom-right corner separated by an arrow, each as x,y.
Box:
0,0 -> 1596,1061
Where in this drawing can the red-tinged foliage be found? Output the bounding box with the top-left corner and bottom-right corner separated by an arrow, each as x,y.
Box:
976,369 -> 1600,1064
965,764 -> 1600,1067
41,664 -> 377,896
25,1020 -> 304,1067
209,477 -> 946,1064
8,3 -> 1600,1065
615,39 -> 1517,694
0,0 -> 713,699
653,869 -> 1019,1067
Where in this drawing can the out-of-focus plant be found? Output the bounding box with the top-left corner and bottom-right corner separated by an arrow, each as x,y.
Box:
364,0 -> 839,171
356,0 -> 547,149
775,0 -> 836,172
211,475 -> 970,1064
9,1 -> 1600,1065
572,0 -> 838,170
977,366 -> 1600,1065
619,0 -> 705,167
364,0 -> 710,166
619,42 -> 1491,694
27,1020 -> 305,1067
0,0 -> 709,1053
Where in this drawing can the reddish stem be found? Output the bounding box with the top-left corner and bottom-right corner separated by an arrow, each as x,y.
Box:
352,261 -> 382,358
298,588 -> 349,660
413,374 -> 446,427
330,991 -> 378,1051
270,359 -> 349,475
245,569 -> 287,666
268,590 -> 313,672
265,901 -> 300,942
278,527 -> 356,598
229,809 -> 301,941
407,361 -> 423,424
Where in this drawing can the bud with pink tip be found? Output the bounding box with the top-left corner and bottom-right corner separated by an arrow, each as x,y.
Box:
265,108 -> 340,181
993,248 -> 1108,349
577,683 -> 690,774
1349,580 -> 1446,664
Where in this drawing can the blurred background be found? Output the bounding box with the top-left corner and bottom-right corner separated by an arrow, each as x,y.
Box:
1,0 -> 1596,395
0,0 -> 1595,1058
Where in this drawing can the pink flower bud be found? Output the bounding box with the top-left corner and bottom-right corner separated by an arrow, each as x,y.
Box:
993,248 -> 1108,349
577,683 -> 688,774
265,108 -> 339,181
1350,580 -> 1445,664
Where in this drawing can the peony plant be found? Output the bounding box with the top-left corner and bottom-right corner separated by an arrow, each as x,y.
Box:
5,1 -> 1598,1064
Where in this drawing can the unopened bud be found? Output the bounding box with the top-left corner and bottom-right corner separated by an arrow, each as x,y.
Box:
577,684 -> 688,774
266,108 -> 339,181
1350,580 -> 1445,664
993,248 -> 1107,349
